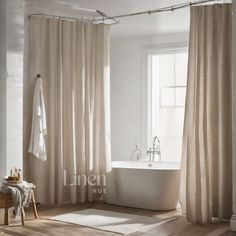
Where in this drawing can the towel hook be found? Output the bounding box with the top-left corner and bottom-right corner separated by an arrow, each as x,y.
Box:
36,74 -> 41,78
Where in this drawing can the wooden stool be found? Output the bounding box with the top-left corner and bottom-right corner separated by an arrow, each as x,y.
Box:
30,189 -> 39,220
0,192 -> 19,225
0,189 -> 39,226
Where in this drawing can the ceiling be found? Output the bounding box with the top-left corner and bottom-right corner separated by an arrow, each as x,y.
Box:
77,0 -> 191,37
24,0 -> 191,37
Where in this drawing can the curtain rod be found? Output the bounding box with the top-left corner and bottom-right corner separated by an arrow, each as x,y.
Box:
28,10 -> 119,25
29,0 -> 224,25
92,0 -> 222,22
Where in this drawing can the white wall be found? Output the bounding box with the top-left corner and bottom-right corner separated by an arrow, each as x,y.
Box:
0,0 -> 7,183
110,32 -> 189,161
0,0 -> 8,224
0,0 -> 24,184
6,52 -> 24,172
6,0 -> 24,174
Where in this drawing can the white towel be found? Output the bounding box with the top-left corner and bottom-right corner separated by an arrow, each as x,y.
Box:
28,77 -> 47,161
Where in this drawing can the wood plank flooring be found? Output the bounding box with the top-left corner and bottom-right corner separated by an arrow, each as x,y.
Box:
0,202 -> 235,236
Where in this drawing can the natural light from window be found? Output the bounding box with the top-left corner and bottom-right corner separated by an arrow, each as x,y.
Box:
148,50 -> 188,163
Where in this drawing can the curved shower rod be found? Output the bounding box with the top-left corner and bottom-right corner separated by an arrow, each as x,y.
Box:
93,0 -> 222,23
28,0 -> 223,25
28,10 -> 119,25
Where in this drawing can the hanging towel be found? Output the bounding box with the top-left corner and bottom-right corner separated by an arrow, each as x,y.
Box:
28,77 -> 47,161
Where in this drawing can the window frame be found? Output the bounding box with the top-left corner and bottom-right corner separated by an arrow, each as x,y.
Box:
141,43 -> 188,154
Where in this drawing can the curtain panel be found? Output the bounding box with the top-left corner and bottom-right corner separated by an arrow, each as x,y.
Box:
23,17 -> 111,204
180,4 -> 232,223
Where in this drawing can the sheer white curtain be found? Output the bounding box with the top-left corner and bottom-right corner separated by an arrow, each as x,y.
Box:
24,17 -> 111,204
180,4 -> 232,223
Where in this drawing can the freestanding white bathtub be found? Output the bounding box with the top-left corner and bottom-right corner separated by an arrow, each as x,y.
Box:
105,161 -> 181,210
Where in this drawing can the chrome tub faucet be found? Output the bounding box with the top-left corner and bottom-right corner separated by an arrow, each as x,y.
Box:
147,136 -> 161,162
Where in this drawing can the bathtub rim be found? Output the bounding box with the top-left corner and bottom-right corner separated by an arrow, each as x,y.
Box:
111,160 -> 181,170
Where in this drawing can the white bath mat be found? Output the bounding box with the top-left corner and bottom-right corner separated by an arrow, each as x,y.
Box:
50,208 -> 175,235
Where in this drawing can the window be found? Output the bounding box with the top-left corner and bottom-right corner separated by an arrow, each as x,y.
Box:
147,49 -> 188,163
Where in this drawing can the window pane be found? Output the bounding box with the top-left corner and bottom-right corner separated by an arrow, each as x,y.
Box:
175,53 -> 188,86
149,50 -> 188,164
159,107 -> 185,137
158,54 -> 175,87
161,87 -> 175,107
160,138 -> 182,163
175,87 -> 186,106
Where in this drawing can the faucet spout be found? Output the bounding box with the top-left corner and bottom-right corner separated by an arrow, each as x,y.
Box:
152,136 -> 161,162
153,136 -> 158,146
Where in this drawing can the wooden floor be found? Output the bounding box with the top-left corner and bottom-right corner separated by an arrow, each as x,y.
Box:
0,202 -> 235,236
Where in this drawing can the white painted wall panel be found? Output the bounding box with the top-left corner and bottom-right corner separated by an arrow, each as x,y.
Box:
0,0 -> 7,184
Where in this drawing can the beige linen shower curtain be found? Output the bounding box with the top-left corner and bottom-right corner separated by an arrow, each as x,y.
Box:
23,17 -> 111,204
180,4 -> 232,223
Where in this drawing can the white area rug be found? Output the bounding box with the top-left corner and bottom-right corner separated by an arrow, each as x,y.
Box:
50,208 -> 175,235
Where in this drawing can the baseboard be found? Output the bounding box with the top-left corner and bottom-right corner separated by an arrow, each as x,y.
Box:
230,215 -> 236,231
